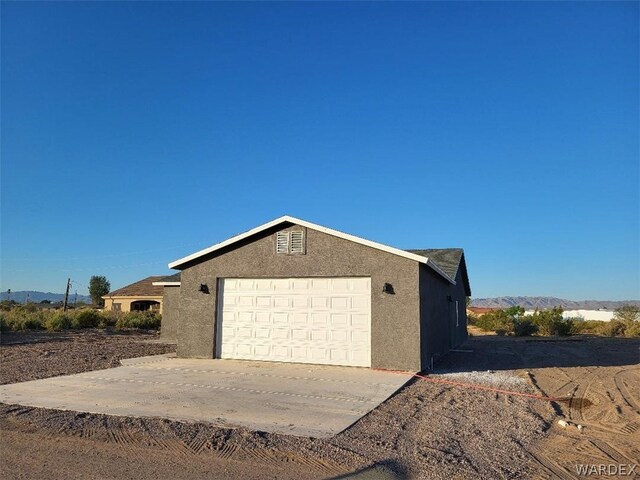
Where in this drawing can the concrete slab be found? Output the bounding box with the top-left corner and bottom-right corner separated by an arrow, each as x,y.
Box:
0,357 -> 413,438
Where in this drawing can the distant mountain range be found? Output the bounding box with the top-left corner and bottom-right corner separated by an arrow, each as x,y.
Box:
0,290 -> 92,304
470,296 -> 640,310
2,291 -> 638,311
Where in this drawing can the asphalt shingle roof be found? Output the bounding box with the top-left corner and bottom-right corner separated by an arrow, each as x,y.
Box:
107,276 -> 166,297
159,273 -> 181,283
406,248 -> 464,280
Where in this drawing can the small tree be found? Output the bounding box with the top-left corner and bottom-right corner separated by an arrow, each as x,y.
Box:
614,305 -> 640,323
89,275 -> 110,307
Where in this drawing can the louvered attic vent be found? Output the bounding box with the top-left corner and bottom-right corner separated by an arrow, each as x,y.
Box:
276,231 -> 289,254
290,231 -> 304,253
276,230 -> 305,254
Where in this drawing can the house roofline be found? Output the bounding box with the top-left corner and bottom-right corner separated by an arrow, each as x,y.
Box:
168,215 -> 455,285
151,282 -> 181,287
101,294 -> 163,299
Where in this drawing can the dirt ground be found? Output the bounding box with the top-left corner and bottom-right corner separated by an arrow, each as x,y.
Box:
0,330 -> 638,479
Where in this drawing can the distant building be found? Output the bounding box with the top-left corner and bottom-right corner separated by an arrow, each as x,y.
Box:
102,276 -> 165,313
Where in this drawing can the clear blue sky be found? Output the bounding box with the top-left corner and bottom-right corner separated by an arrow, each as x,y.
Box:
1,2 -> 638,300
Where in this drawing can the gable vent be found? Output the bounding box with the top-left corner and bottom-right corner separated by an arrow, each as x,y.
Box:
276,232 -> 289,254
290,231 -> 305,254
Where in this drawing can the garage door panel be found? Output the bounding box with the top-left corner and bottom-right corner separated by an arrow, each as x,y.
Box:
218,277 -> 371,367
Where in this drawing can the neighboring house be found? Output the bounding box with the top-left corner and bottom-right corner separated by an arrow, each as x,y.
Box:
158,216 -> 471,372
102,276 -> 165,313
152,273 -> 181,341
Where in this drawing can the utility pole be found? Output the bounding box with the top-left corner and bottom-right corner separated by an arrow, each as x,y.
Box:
62,278 -> 71,311
6,289 -> 11,302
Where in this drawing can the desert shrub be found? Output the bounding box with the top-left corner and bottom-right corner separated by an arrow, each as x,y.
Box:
467,312 -> 479,326
570,318 -> 640,337
23,302 -> 38,313
0,313 -> 8,332
475,311 -> 509,333
72,309 -> 102,329
2,309 -> 44,331
601,320 -> 626,337
513,317 -> 538,336
529,307 -> 574,336
614,305 -> 640,323
115,311 -> 161,330
475,307 -> 525,335
98,311 -> 119,328
624,320 -> 640,337
571,319 -> 599,334
0,300 -> 19,311
44,312 -> 73,331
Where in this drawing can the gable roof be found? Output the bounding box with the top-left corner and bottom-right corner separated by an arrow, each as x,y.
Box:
104,276 -> 165,298
406,249 -> 463,280
168,215 -> 456,285
408,248 -> 471,296
152,272 -> 181,286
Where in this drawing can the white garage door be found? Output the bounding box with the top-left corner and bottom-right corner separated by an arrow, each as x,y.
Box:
217,277 -> 371,367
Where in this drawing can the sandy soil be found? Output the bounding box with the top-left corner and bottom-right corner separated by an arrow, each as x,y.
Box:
0,330 -> 176,386
1,331 -> 638,479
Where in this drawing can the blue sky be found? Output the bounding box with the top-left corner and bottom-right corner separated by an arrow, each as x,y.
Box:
1,2 -> 638,300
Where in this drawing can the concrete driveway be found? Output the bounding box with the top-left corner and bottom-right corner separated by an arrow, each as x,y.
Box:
0,355 -> 413,438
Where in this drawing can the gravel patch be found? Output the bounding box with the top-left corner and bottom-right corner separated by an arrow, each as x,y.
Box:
434,370 -> 532,391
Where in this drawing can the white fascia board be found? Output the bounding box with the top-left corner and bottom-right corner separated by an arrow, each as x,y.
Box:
151,282 -> 181,286
168,216 -> 291,269
168,215 -> 456,285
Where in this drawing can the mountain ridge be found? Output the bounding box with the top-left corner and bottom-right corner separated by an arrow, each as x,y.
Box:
470,296 -> 640,310
0,291 -> 92,304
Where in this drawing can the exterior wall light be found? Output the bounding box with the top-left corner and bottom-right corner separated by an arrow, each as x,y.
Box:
382,283 -> 395,294
199,284 -> 209,294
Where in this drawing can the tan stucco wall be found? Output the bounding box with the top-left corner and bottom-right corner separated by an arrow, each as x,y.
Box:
175,223 -> 423,371
103,296 -> 164,314
160,286 -> 179,342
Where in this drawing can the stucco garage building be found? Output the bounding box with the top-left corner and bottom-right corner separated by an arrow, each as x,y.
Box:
161,216 -> 470,372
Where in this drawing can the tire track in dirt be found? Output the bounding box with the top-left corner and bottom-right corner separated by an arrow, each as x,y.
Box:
589,439 -> 636,465
614,369 -> 640,414
620,421 -> 639,434
4,409 -> 346,476
528,450 -> 578,480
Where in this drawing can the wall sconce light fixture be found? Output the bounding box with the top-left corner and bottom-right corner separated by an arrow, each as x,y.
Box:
382,283 -> 395,294
199,283 -> 210,294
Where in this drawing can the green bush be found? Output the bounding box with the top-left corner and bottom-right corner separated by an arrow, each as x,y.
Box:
0,306 -> 163,332
44,312 -> 73,331
624,320 -> 640,337
98,311 -> 118,329
0,308 -> 44,331
602,320 -> 626,336
529,307 -> 573,336
0,313 -> 8,332
72,309 -> 102,329
474,307 -> 525,336
115,311 -> 161,330
614,305 -> 640,323
513,317 -> 538,336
